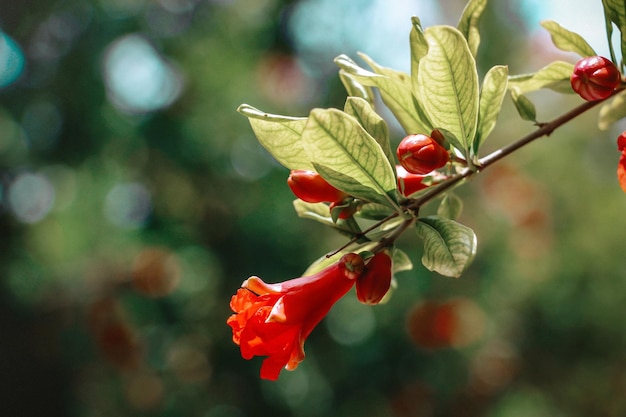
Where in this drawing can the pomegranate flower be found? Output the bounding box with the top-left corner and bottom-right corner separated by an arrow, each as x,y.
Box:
617,132 -> 626,192
227,253 -> 364,380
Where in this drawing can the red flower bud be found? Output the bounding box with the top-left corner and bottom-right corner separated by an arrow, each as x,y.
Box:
571,56 -> 621,101
356,252 -> 392,305
397,134 -> 449,175
396,165 -> 429,197
617,131 -> 626,152
287,170 -> 349,203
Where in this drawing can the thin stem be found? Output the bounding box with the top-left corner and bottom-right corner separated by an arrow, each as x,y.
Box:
478,98 -> 606,168
331,90 -> 619,254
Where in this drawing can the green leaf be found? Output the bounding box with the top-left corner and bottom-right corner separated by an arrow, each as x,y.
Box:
410,16 -> 429,83
474,65 -> 508,152
509,88 -> 537,122
415,215 -> 477,278
457,0 -> 488,57
339,70 -> 375,105
416,25 -> 480,153
358,202 -> 396,220
237,104 -> 312,170
301,108 -> 399,209
599,90 -> 626,130
392,248 -> 413,273
437,193 -> 463,220
335,54 -> 431,134
507,61 -> 575,94
292,199 -> 362,235
343,97 -> 392,162
540,20 -> 597,57
602,0 -> 626,70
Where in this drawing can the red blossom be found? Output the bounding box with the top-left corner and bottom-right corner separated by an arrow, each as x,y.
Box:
356,252 -> 393,305
618,151 -> 626,193
227,253 -> 364,380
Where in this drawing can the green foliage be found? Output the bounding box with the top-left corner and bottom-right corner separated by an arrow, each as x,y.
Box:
415,215 -> 477,278
602,0 -> 626,68
599,90 -> 626,130
540,20 -> 597,57
437,193 -> 464,220
237,104 -> 312,170
457,0 -> 488,57
414,25 -> 480,156
475,65 -> 508,152
507,61 -> 575,95
302,108 -> 398,208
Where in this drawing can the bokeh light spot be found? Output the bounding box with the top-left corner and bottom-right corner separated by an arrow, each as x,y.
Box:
104,182 -> 152,229
102,34 -> 183,114
0,32 -> 25,88
325,294 -> 376,345
8,172 -> 55,223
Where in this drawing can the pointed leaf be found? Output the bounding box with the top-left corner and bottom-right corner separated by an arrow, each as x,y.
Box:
475,65 -> 508,151
301,108 -> 399,208
416,25 -> 480,153
335,54 -> 432,134
509,88 -> 537,122
344,97 -> 392,161
507,61 -> 575,94
237,104 -> 312,170
410,16 -> 429,84
392,248 -> 413,273
339,70 -> 375,105
540,20 -> 597,57
599,90 -> 626,130
415,215 -> 477,278
437,193 -> 463,220
457,0 -> 488,57
602,0 -> 626,70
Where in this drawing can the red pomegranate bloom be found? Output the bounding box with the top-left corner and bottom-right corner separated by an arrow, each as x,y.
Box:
617,132 -> 626,193
227,253 -> 364,380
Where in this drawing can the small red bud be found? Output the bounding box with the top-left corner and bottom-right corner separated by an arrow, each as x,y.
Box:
356,252 -> 392,305
617,131 -> 626,152
571,56 -> 621,101
287,170 -> 349,203
339,252 -> 365,280
396,165 -> 429,197
397,134 -> 449,175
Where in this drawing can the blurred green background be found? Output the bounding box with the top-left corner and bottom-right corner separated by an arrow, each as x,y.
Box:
1,0 -> 625,416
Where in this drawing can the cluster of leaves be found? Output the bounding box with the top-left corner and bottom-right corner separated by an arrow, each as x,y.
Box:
238,0 -> 626,282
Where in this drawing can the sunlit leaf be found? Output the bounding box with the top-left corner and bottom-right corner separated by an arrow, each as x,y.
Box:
343,97 -> 392,161
602,0 -> 626,69
358,202 -> 396,220
437,193 -> 463,220
540,20 -> 597,57
237,104 -> 312,170
509,88 -> 537,122
415,215 -> 477,278
301,108 -> 399,209
410,16 -> 429,82
457,0 -> 488,57
599,90 -> 626,130
416,25 -> 480,154
392,248 -> 413,273
292,199 -> 360,235
474,65 -> 508,152
339,70 -> 375,105
507,61 -> 575,94
335,54 -> 431,134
